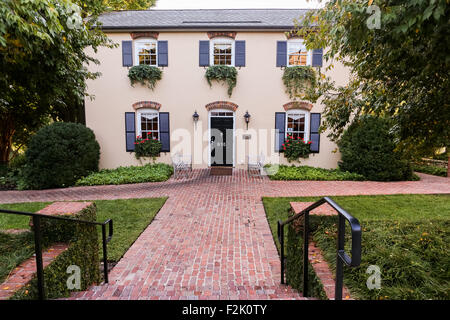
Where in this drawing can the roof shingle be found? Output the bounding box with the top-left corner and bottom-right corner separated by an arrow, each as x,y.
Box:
97,8 -> 309,30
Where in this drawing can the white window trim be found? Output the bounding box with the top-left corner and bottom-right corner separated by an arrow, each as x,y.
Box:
285,109 -> 310,141
136,109 -> 160,139
134,38 -> 158,67
210,38 -> 235,66
287,39 -> 312,67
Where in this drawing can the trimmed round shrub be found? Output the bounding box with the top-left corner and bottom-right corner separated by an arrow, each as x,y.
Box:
338,116 -> 413,181
22,122 -> 100,189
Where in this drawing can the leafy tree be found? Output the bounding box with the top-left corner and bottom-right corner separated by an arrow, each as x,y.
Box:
296,0 -> 449,159
0,0 -> 155,164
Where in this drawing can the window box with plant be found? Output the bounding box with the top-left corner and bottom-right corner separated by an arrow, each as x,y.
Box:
282,66 -> 317,101
128,65 -> 162,90
282,133 -> 312,162
205,65 -> 237,97
134,136 -> 162,162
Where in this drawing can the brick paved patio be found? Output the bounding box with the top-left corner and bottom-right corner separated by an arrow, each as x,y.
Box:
0,170 -> 448,300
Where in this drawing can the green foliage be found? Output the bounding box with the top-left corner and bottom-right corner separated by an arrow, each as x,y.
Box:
296,0 -> 450,157
0,232 -> 34,284
412,164 -> 447,177
103,0 -> 155,11
0,0 -> 110,164
282,133 -> 312,162
11,203 -> 100,300
264,165 -> 365,181
128,65 -> 162,90
314,218 -> 450,300
76,163 -> 173,186
263,194 -> 450,300
134,136 -> 162,160
22,122 -> 100,190
0,153 -> 27,190
205,65 -> 238,97
338,116 -> 414,181
282,66 -> 318,101
0,197 -> 167,267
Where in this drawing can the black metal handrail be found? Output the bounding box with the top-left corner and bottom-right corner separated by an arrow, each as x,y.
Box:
0,208 -> 113,300
277,197 -> 361,300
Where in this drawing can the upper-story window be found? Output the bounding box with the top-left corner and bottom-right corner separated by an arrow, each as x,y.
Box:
210,38 -> 235,66
134,39 -> 158,66
287,39 -> 311,67
286,109 -> 310,140
137,109 -> 159,140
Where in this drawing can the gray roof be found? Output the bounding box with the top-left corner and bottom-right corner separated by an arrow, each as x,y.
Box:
97,9 -> 309,30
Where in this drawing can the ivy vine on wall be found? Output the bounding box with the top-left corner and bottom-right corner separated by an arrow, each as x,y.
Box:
128,65 -> 162,90
282,66 -> 317,101
205,65 -> 238,97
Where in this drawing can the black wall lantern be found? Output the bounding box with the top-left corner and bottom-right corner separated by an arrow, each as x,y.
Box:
193,110 -> 199,127
244,111 -> 251,130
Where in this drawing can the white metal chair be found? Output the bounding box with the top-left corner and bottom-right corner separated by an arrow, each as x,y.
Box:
247,153 -> 265,177
171,153 -> 193,178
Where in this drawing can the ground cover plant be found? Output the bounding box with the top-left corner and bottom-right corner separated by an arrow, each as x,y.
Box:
263,194 -> 450,300
76,163 -> 173,186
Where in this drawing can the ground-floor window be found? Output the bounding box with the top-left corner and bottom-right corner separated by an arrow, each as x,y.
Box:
137,109 -> 159,140
286,110 -> 309,140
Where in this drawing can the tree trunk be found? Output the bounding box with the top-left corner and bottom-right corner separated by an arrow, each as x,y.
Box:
0,114 -> 16,166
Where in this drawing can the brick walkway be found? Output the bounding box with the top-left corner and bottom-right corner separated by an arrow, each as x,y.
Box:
0,170 -> 448,300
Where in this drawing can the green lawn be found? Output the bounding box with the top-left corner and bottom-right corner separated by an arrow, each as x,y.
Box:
0,197 -> 167,283
262,194 -> 450,300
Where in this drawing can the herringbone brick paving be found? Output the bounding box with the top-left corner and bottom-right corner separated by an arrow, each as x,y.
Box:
0,170 -> 448,300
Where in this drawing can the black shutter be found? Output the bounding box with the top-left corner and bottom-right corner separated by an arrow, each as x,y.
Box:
159,112 -> 170,152
310,113 -> 321,153
312,49 -> 323,67
275,112 -> 286,152
122,41 -> 133,67
235,40 -> 246,67
125,112 -> 136,152
199,41 -> 210,66
276,41 -> 287,67
158,41 -> 168,67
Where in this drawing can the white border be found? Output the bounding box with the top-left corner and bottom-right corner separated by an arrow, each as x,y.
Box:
134,38 -> 158,67
210,38 -> 235,66
136,109 -> 160,138
285,109 -> 310,141
287,39 -> 312,67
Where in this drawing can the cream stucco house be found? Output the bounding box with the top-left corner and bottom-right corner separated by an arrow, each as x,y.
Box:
85,9 -> 350,171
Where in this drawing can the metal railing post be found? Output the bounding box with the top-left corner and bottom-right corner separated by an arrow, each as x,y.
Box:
278,221 -> 285,284
101,224 -> 109,283
335,214 -> 345,300
302,210 -> 309,297
32,216 -> 45,300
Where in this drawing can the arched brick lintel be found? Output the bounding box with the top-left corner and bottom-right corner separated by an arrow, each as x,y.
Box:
132,101 -> 162,111
283,101 -> 313,111
130,32 -> 159,40
205,101 -> 239,112
207,32 -> 237,39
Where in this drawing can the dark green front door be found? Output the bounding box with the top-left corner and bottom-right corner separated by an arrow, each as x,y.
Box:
210,117 -> 233,167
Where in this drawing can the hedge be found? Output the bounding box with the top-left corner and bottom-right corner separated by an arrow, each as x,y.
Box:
22,122 -> 100,189
11,203 -> 100,299
338,116 -> 414,181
